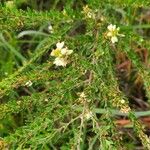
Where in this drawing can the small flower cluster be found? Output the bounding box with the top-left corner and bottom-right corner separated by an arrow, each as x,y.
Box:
78,92 -> 93,120
51,42 -> 73,67
119,99 -> 131,113
79,92 -> 86,99
84,110 -> 93,120
110,92 -> 130,114
82,5 -> 96,19
106,24 -> 125,43
120,106 -> 131,113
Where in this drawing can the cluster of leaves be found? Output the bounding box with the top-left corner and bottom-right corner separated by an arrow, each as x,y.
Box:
0,0 -> 150,149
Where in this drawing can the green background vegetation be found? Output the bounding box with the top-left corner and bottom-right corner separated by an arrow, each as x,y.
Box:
0,0 -> 150,149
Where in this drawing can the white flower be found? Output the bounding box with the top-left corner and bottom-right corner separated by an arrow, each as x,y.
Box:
107,24 -> 125,43
50,42 -> 65,57
48,25 -> 53,33
51,47 -> 73,58
25,80 -> 33,87
53,57 -> 68,67
51,42 -> 73,67
51,42 -> 73,57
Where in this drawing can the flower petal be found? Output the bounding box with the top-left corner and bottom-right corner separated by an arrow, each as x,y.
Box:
61,48 -> 68,55
111,36 -> 118,43
53,57 -> 67,67
61,48 -> 73,55
56,42 -> 64,49
50,49 -> 55,56
107,32 -> 112,37
107,24 -> 116,31
67,50 -> 73,55
118,33 -> 125,37
112,25 -> 116,30
107,24 -> 113,30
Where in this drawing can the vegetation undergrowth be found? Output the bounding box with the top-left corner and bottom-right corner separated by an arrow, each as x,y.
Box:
0,0 -> 150,149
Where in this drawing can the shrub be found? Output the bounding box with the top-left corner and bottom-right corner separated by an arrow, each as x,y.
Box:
0,0 -> 150,149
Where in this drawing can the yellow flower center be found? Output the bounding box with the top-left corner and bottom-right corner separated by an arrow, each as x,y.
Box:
111,29 -> 118,36
53,49 -> 62,57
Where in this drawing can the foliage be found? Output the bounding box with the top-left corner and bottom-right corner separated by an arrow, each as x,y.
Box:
0,0 -> 150,149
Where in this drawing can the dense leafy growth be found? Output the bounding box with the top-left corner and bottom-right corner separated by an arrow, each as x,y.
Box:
0,0 -> 150,149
